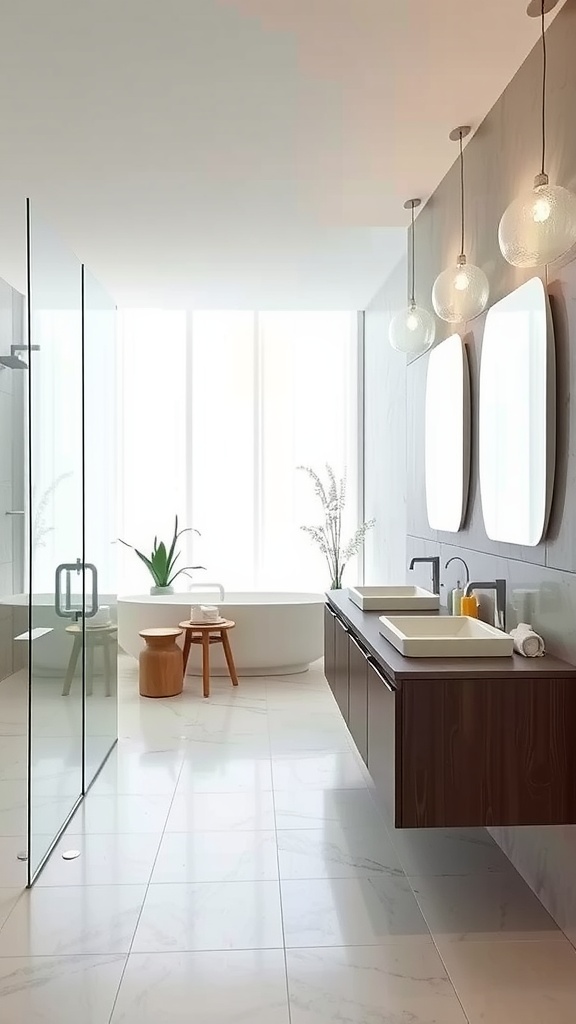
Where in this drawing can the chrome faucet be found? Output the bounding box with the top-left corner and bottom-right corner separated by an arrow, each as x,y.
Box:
464,579 -> 507,632
409,556 -> 440,595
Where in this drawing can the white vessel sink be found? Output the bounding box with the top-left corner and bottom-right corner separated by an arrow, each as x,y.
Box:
378,614 -> 514,658
348,586 -> 439,612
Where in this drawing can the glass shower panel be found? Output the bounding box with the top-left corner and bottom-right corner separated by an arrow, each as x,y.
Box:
83,267 -> 118,781
27,205 -> 84,881
0,278 -> 27,886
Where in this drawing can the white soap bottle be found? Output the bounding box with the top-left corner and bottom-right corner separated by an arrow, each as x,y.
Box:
449,580 -> 463,615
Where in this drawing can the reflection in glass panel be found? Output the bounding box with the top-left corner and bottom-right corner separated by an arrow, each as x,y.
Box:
479,277 -> 555,546
83,267 -> 118,780
28,206 -> 84,880
425,334 -> 470,532
0,277 -> 27,886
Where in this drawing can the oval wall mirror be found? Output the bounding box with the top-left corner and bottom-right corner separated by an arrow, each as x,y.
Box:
479,276 -> 555,546
425,333 -> 470,532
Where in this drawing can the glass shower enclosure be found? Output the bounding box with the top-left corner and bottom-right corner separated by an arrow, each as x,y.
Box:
26,203 -> 118,883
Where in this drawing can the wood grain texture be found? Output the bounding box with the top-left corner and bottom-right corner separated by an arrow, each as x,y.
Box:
348,635 -> 368,762
367,659 -> 399,827
400,675 -> 576,828
323,604 -> 336,696
334,614 -> 350,721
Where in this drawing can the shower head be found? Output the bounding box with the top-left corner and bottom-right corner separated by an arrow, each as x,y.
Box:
0,354 -> 28,369
0,345 -> 39,370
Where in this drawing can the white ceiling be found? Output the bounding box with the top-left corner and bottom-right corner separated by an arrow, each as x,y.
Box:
0,0 -> 564,309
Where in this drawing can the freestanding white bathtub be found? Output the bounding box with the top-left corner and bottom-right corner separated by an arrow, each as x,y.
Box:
117,592 -> 324,676
0,593 -> 118,676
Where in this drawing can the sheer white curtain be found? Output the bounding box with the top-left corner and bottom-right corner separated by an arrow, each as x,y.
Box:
117,310 -> 360,594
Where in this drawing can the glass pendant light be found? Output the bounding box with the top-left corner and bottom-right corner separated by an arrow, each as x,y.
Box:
499,0 -> 576,267
432,127 -> 490,324
389,198 -> 435,354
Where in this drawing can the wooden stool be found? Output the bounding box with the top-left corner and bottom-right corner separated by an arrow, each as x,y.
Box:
62,623 -> 117,697
139,628 -> 184,698
179,619 -> 239,698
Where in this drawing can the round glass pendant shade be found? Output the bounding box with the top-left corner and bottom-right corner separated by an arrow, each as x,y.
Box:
498,178 -> 576,268
389,303 -> 435,354
432,258 -> 489,324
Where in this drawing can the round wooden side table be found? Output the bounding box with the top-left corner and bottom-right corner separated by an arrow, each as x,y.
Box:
139,627 -> 184,698
179,619 -> 239,698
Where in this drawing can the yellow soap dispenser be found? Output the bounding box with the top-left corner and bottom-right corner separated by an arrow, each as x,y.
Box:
460,593 -> 478,617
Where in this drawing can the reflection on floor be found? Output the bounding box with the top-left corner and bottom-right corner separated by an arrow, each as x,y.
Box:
1,656 -> 576,1022
0,666 -> 116,884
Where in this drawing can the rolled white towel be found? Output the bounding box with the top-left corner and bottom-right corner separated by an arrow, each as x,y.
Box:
510,622 -> 545,658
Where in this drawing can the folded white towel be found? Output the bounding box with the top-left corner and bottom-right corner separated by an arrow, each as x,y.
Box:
190,604 -> 220,623
510,622 -> 545,658
200,605 -> 220,623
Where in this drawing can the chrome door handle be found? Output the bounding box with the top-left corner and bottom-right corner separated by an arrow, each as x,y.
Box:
84,563 -> 99,618
55,560 -> 82,619
349,633 -> 370,660
5,510 -> 25,515
368,658 -> 396,692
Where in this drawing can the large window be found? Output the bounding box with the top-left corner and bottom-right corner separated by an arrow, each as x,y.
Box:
118,311 -> 360,594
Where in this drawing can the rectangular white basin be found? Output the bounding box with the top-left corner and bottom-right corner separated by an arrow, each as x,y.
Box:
378,615 -> 514,658
349,586 -> 439,612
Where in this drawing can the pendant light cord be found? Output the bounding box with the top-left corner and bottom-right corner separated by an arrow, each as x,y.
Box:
540,0 -> 547,176
410,203 -> 415,306
459,130 -> 465,259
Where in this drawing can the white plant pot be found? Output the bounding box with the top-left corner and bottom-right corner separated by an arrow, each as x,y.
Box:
149,585 -> 174,596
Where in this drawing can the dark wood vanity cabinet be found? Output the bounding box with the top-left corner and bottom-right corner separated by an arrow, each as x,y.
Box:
333,615 -> 350,721
324,594 -> 576,829
323,604 -> 336,696
367,658 -> 397,823
348,634 -> 369,761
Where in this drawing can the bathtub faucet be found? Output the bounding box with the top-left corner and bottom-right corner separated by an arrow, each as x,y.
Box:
188,581 -> 225,602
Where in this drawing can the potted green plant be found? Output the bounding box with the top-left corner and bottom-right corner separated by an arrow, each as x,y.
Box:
120,515 -> 204,595
298,465 -> 375,590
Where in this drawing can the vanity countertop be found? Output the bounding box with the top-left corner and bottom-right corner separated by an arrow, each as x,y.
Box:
326,589 -> 576,683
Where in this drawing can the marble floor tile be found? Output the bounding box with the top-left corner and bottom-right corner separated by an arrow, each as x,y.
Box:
411,870 -> 564,942
36,833 -> 162,886
0,954 -> 126,1024
166,790 -> 276,832
89,748 -> 184,795
390,826 -> 512,877
0,885 -> 147,955
0,889 -> 22,930
286,944 -> 468,1024
176,755 -> 273,794
173,706 -> 270,745
274,789 -> 383,831
272,751 -> 369,791
133,880 -> 284,952
281,875 -> 431,948
66,793 -> 172,834
0,736 -> 27,781
277,824 -> 404,880
437,938 -> 576,1023
111,950 -> 290,1023
152,830 -> 279,883
0,837 -> 27,887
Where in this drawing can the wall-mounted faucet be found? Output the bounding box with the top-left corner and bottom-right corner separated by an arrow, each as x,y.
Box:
409,556 -> 440,595
464,579 -> 507,632
444,556 -> 470,587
